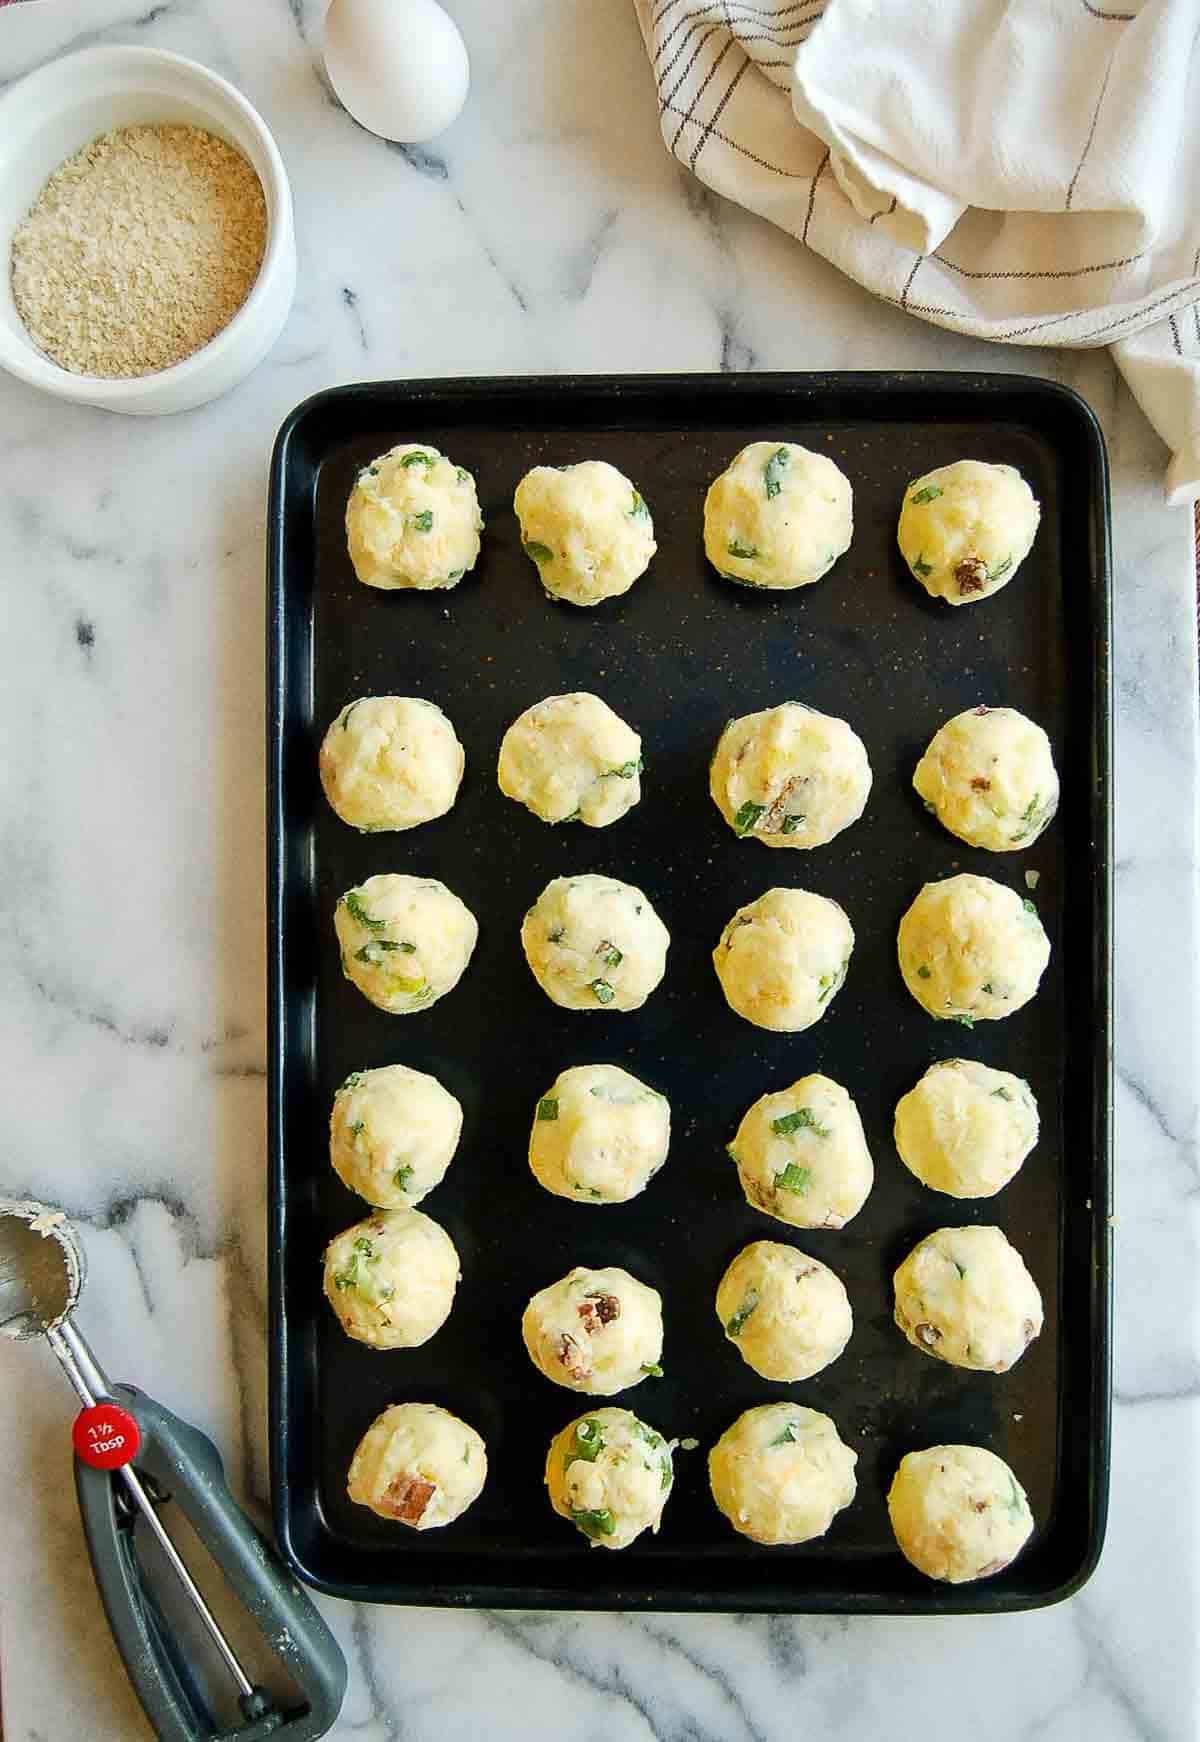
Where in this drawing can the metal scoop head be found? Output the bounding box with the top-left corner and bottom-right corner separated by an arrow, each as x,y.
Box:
0,1196 -> 84,1340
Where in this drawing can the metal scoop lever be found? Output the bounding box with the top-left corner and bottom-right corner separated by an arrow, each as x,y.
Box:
0,1199 -> 346,1742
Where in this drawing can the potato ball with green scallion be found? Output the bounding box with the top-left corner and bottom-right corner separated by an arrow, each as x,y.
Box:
708,1404 -> 858,1545
522,1266 -> 664,1395
330,1064 -> 462,1208
727,1074 -> 874,1230
521,873 -> 669,1011
348,1403 -> 486,1529
897,459 -> 1040,605
704,440 -> 853,591
497,693 -> 643,827
913,706 -> 1059,851
714,886 -> 853,1032
319,695 -> 464,832
716,1241 -> 852,1381
897,873 -> 1050,1024
346,443 -> 483,591
545,1407 -> 674,1549
710,703 -> 871,849
894,1059 -> 1038,1199
893,1225 -> 1043,1372
888,1445 -> 1033,1582
323,1208 -> 459,1350
529,1064 -> 669,1203
514,461 -> 656,606
334,874 -> 478,1014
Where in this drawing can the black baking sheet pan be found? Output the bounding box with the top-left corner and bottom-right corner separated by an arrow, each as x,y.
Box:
267,373 -> 1112,1613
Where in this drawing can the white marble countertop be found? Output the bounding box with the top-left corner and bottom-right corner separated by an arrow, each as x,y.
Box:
1,2 -> 1198,1737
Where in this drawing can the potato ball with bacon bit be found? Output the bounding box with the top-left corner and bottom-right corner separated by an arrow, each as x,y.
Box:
522,1265 -> 663,1394
347,1403 -> 486,1529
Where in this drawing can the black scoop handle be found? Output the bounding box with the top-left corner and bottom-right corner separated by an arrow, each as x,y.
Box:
73,1383 -> 346,1742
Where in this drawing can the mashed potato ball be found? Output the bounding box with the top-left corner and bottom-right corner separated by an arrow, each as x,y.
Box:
521,874 -> 669,1011
897,874 -> 1051,1024
334,874 -> 478,1014
897,460 -> 1040,606
514,460 -> 655,606
522,1265 -> 663,1395
704,440 -> 853,590
714,887 -> 853,1032
319,695 -> 464,832
888,1444 -> 1033,1582
727,1074 -> 873,1230
545,1407 -> 674,1549
914,706 -> 1059,851
709,1404 -> 857,1545
710,703 -> 871,849
893,1225 -> 1043,1372
323,1208 -> 460,1350
346,443 -> 483,591
894,1059 -> 1038,1199
330,1064 -> 463,1208
498,693 -> 642,827
348,1402 -> 486,1529
716,1241 -> 852,1381
529,1064 -> 669,1203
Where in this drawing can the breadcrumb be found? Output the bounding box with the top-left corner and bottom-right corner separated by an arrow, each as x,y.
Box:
11,123 -> 266,378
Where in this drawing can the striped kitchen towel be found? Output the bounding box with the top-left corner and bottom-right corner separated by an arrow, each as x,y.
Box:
634,0 -> 1200,505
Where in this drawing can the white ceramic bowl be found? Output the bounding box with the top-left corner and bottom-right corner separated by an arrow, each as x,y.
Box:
0,44 -> 296,414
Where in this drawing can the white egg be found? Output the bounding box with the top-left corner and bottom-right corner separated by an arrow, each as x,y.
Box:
324,0 -> 470,145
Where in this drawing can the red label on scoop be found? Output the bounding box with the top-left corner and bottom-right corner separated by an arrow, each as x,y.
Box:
72,1403 -> 141,1470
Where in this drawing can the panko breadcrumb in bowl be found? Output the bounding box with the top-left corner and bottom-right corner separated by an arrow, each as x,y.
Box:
0,46 -> 297,414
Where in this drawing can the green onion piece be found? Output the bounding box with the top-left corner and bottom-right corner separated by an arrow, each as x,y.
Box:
572,1420 -> 605,1462
340,1072 -> 365,1091
909,483 -> 943,504
763,446 -> 790,498
629,490 -> 651,520
536,1097 -> 559,1122
350,1120 -> 365,1138
911,554 -> 933,578
950,1012 -> 976,1027
604,758 -> 643,779
589,979 -> 616,1005
775,1162 -> 812,1195
725,1289 -> 760,1337
992,1087 -> 1013,1101
400,450 -> 434,467
411,509 -> 434,532
394,1164 -> 414,1191
1023,897 -> 1038,914
733,800 -> 766,837
641,1362 -> 664,1378
341,700 -> 361,731
343,890 -> 385,931
571,1507 -> 616,1538
771,1107 -> 830,1138
727,537 -> 759,559
524,540 -> 554,563
989,555 -> 1013,583
456,466 -> 470,484
917,963 -> 932,979
780,814 -> 806,834
597,942 -> 623,969
768,1421 -> 800,1447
